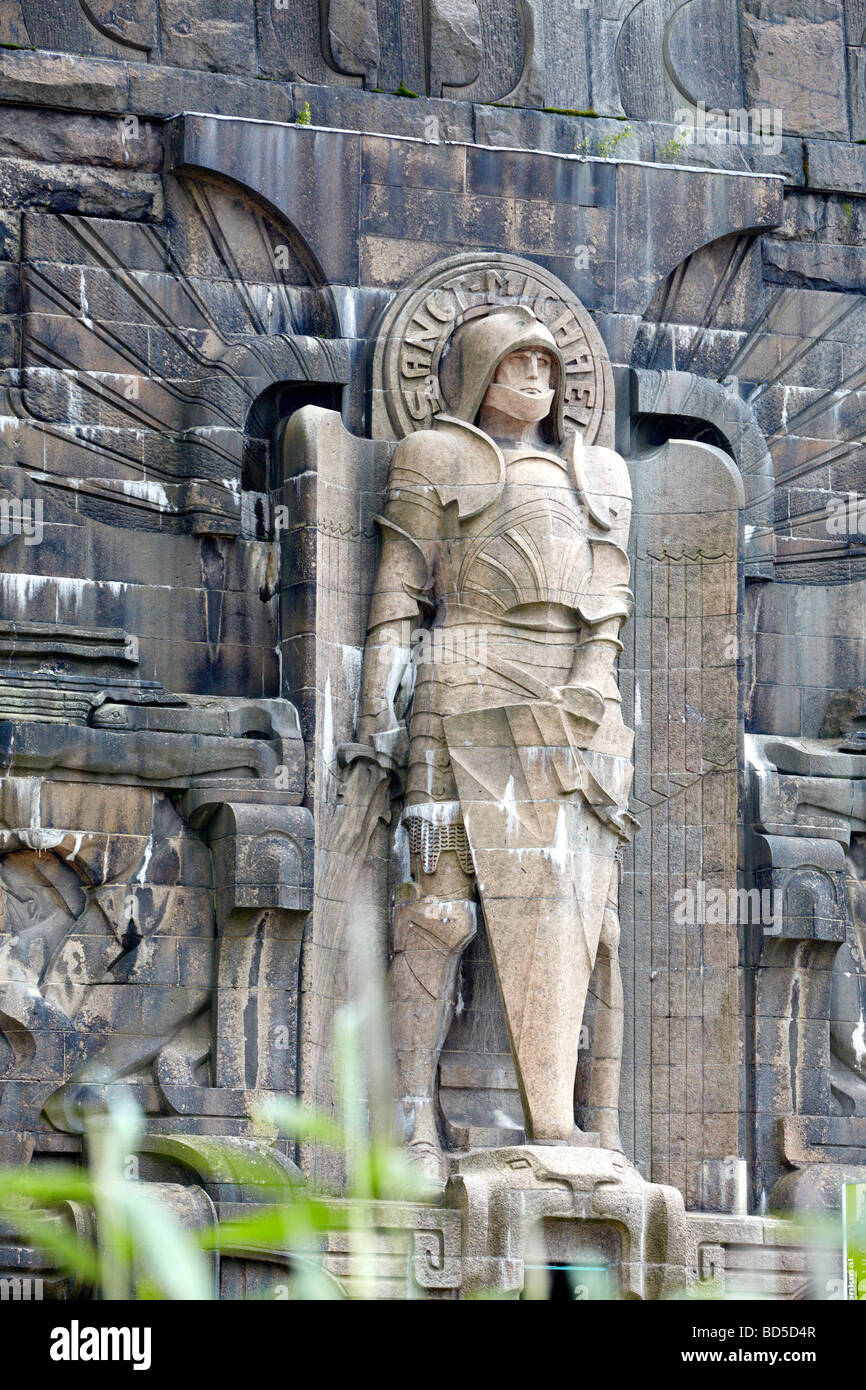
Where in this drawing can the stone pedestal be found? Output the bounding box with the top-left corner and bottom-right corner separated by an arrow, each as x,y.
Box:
446,1144 -> 688,1299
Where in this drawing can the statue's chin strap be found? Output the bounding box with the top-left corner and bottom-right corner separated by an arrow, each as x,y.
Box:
482,381 -> 555,423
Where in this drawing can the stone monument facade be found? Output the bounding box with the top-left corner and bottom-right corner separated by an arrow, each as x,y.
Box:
0,0 -> 863,1299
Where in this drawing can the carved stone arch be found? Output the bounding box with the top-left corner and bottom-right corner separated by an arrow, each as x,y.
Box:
781,863 -> 845,930
628,229 -> 778,575
631,228 -> 768,358
628,367 -> 773,576
166,170 -> 342,338
615,0 -> 745,124
243,380 -> 345,496
630,221 -> 866,587
10,170 -> 350,539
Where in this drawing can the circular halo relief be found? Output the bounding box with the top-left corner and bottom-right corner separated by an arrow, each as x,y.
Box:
369,252 -> 612,445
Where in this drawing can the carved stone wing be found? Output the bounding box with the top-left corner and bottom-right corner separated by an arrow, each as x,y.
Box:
620,437 -> 743,1208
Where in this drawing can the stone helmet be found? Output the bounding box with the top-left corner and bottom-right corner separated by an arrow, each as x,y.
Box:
438,304 -> 565,444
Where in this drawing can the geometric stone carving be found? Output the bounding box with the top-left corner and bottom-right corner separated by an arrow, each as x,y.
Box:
621,437 -> 743,1210
9,195 -> 349,539
320,0 -> 525,99
327,0 -> 381,89
448,1145 -> 688,1300
686,1211 -> 841,1299
426,0 -> 482,99
748,732 -> 866,1208
616,0 -> 745,123
12,0 -> 157,56
321,1201 -> 463,1298
193,800 -> 313,1100
0,618 -> 138,669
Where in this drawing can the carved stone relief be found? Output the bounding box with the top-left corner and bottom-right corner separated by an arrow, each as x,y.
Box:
370,252 -> 614,446
2,72 -> 864,1300
748,729 -> 866,1209
273,254 -> 715,1298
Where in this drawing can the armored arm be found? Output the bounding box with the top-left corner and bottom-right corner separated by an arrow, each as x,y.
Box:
355,518 -> 428,759
353,434 -> 442,767
559,442 -> 634,734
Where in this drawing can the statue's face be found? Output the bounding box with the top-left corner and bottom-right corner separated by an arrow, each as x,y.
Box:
483,347 -> 556,427
493,348 -> 554,399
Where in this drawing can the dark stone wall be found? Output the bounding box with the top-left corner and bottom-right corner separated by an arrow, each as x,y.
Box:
2,1 -> 866,1238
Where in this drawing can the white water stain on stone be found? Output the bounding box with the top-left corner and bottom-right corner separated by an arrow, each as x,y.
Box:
341,644 -> 363,735
21,828 -> 65,853
136,833 -> 153,886
406,800 -> 460,823
744,732 -> 773,774
119,479 -> 171,508
547,804 -> 569,874
0,572 -> 54,613
79,269 -> 93,329
321,673 -> 335,778
393,820 -> 411,883
65,832 -> 84,863
499,774 -> 520,843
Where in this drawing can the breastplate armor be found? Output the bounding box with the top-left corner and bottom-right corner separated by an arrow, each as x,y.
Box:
438,452 -> 593,624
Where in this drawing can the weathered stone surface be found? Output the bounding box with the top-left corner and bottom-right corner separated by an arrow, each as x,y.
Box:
0,49 -> 129,111
5,0 -> 866,1302
293,80 -> 474,141
510,0 -> 591,113
805,138 -> 866,195
0,0 -> 31,47
129,60 -> 294,122
448,1145 -> 688,1299
0,108 -> 162,170
427,0 -> 482,98
3,0 -> 157,57
664,0 -> 745,112
168,114 -> 362,288
0,158 -> 164,219
160,0 -> 256,76
328,0 -> 381,87
614,160 -> 783,313
741,0 -> 849,141
0,208 -> 20,261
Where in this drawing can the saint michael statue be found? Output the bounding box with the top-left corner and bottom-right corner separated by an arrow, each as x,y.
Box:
349,304 -> 637,1183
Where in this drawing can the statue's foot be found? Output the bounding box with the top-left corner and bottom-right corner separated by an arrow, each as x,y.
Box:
407,1138 -> 448,1190
595,1114 -> 625,1154
399,1096 -> 449,1188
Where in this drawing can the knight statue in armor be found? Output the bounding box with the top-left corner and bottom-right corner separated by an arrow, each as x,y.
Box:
350,304 -> 636,1183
